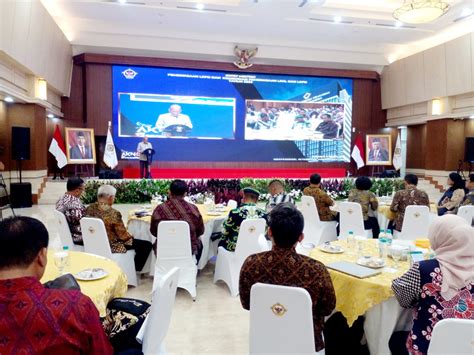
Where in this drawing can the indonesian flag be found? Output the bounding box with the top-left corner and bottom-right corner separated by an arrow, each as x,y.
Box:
351,134 -> 365,169
103,122 -> 118,169
48,125 -> 67,169
393,133 -> 402,171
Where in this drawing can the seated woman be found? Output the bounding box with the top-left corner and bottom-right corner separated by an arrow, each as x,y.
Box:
348,176 -> 380,238
437,172 -> 467,216
391,215 -> 474,355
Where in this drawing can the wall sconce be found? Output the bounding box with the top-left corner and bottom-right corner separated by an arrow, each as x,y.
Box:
35,78 -> 47,101
432,99 -> 441,115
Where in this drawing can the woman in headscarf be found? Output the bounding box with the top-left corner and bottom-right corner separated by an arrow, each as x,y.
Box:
391,215 -> 474,355
437,172 -> 467,216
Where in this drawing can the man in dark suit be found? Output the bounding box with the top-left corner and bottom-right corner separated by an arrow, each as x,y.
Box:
69,131 -> 92,159
315,113 -> 339,139
368,140 -> 389,162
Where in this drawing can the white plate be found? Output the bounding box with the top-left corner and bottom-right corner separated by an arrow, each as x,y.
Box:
356,256 -> 385,269
75,268 -> 108,281
206,212 -> 223,216
319,244 -> 344,254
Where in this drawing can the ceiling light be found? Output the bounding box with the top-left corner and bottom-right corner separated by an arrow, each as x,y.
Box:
393,0 -> 449,24
333,16 -> 342,23
395,21 -> 403,27
470,115 -> 474,119
461,8 -> 472,17
196,3 -> 204,10
4,96 -> 13,103
117,0 -> 127,4
47,114 -> 55,118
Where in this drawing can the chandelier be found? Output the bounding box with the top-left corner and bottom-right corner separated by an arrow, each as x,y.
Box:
393,0 -> 449,24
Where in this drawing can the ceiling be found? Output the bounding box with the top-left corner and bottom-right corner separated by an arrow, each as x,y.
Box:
41,0 -> 474,72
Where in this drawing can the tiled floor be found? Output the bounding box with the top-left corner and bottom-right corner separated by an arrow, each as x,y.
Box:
2,204 -> 250,354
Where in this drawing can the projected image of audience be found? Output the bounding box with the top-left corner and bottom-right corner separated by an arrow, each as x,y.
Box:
245,100 -> 345,141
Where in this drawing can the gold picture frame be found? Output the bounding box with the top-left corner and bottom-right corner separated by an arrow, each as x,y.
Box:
65,127 -> 96,164
366,134 -> 392,166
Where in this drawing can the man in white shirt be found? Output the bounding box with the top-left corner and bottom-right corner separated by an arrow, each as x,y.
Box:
136,136 -> 153,178
155,104 -> 192,136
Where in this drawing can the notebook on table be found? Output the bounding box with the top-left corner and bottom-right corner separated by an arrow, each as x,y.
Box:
326,261 -> 382,279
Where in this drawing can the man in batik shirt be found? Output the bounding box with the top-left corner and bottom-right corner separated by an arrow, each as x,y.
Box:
239,203 -> 336,353
55,177 -> 85,245
390,174 -> 430,232
0,216 -> 112,354
265,179 -> 295,213
303,173 -> 338,221
219,187 -> 267,252
150,179 -> 205,260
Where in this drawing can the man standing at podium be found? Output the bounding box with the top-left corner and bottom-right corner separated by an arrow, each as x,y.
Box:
137,136 -> 153,179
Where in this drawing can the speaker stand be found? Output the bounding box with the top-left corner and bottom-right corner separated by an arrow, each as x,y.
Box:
74,164 -> 92,177
16,159 -> 23,183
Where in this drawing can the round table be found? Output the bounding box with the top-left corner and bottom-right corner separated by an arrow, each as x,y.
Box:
41,250 -> 128,317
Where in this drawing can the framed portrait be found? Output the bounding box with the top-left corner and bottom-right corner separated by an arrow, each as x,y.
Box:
65,128 -> 96,164
366,134 -> 392,166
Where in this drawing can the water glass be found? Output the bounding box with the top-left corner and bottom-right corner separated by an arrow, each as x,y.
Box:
53,251 -> 69,275
346,234 -> 356,254
355,236 -> 367,257
390,245 -> 405,269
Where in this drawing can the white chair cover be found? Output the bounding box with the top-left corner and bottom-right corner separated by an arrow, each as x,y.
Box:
214,218 -> 267,297
80,217 -> 137,286
397,205 -> 430,240
54,210 -> 84,251
249,283 -> 323,354
137,267 -> 180,355
154,221 -> 197,299
457,205 -> 474,225
299,196 -> 337,247
227,199 -> 238,209
339,201 -> 372,238
427,318 -> 474,355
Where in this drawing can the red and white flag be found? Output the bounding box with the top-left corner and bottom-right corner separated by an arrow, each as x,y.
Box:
48,125 -> 67,168
351,134 -> 365,169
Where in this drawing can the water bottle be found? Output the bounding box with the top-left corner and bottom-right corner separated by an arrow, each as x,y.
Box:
62,246 -> 70,274
378,229 -> 388,259
347,230 -> 355,253
386,229 -> 393,246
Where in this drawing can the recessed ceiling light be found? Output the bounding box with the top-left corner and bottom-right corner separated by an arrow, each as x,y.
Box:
47,113 -> 55,118
4,96 -> 13,103
196,3 -> 204,10
333,16 -> 342,23
470,115 -> 474,119
461,8 -> 472,17
118,0 -> 127,4
395,21 -> 403,27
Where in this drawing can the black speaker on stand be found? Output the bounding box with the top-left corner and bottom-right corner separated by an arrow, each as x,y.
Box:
10,127 -> 32,208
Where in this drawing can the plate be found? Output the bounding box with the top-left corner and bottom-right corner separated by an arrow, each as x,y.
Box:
356,256 -> 385,269
75,268 -> 108,281
319,244 -> 344,254
206,212 -> 223,216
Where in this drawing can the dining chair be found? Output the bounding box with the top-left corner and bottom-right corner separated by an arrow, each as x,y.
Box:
136,267 -> 180,355
298,196 -> 337,248
457,205 -> 474,225
80,217 -> 138,286
395,205 -> 430,240
338,201 -> 372,238
249,283 -> 323,354
154,220 -> 197,300
427,318 -> 474,355
214,218 -> 267,297
54,210 -> 84,251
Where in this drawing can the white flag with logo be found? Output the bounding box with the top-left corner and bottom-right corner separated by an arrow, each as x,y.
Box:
103,124 -> 118,169
393,133 -> 402,171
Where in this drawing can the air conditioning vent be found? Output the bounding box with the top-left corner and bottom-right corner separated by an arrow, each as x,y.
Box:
309,17 -> 353,24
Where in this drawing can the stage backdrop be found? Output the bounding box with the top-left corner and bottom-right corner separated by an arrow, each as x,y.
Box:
112,65 -> 353,163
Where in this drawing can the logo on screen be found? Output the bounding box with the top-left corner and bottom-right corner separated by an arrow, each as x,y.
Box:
122,68 -> 138,79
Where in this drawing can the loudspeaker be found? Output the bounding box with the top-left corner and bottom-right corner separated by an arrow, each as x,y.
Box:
465,137 -> 474,163
10,182 -> 32,208
11,127 -> 30,160
99,169 -> 122,179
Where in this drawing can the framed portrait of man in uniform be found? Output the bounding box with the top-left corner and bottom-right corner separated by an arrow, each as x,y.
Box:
366,134 -> 392,166
65,128 -> 96,164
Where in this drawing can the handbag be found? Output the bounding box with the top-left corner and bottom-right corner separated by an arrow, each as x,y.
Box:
43,273 -> 81,291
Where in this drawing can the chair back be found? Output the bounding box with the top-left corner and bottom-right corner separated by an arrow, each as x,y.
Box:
339,202 -> 365,237
234,218 -> 267,266
80,217 -> 113,258
54,210 -> 76,249
249,283 -> 315,354
299,196 -> 322,246
457,205 -> 474,225
227,199 -> 238,209
138,267 -> 180,355
156,221 -> 192,260
399,205 -> 430,240
427,318 -> 474,355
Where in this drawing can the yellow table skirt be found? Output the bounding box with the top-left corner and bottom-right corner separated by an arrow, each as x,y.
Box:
309,239 -> 409,326
41,251 -> 128,317
377,202 -> 438,221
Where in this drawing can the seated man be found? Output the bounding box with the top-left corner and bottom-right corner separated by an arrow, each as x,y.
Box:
303,173 -> 338,221
239,203 -> 336,353
150,179 -> 205,260
461,173 -> 474,206
390,174 -> 430,232
85,185 -> 152,271
55,176 -> 85,245
0,216 -> 112,354
265,179 -> 295,213
219,187 -> 267,252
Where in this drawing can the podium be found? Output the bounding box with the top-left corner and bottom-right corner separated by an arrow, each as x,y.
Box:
143,148 -> 155,179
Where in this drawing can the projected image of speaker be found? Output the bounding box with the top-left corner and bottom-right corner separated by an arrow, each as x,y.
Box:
11,127 -> 30,160
465,137 -> 474,163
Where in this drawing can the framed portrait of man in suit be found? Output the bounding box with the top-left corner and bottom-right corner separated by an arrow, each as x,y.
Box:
65,128 -> 96,164
366,134 -> 392,166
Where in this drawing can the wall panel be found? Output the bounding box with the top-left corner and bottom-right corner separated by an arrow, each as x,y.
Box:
423,44 -> 447,100
404,53 -> 425,105
406,124 -> 426,169
445,35 -> 472,96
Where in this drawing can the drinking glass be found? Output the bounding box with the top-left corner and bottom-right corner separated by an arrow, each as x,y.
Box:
390,245 -> 405,269
355,236 -> 367,257
53,251 -> 68,275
